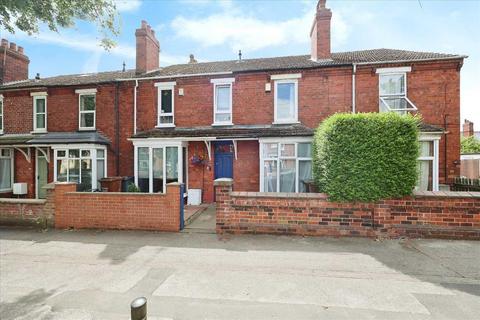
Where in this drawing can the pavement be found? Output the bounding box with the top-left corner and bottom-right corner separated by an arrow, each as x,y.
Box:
183,205 -> 216,233
0,228 -> 479,320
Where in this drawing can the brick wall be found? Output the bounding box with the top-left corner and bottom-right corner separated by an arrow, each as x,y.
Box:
0,39 -> 29,84
54,182 -> 181,231
215,179 -> 480,240
0,184 -> 54,227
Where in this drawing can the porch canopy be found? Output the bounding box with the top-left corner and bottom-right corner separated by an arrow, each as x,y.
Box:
131,124 -> 314,160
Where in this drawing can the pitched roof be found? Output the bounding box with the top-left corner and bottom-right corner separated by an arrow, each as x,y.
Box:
132,124 -> 314,139
0,49 -> 465,90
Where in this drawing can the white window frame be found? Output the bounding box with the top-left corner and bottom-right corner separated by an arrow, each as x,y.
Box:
133,140 -> 186,193
0,147 -> 14,192
417,133 -> 440,192
259,137 -> 312,193
273,74 -> 300,124
155,81 -> 176,128
76,89 -> 97,130
377,67 -> 417,113
31,92 -> 48,133
0,94 -> 4,134
52,144 -> 107,191
211,78 -> 235,126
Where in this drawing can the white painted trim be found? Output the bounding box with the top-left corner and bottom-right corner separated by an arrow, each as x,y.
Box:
210,77 -> 235,84
157,83 -> 175,127
376,66 -> 412,74
213,82 -> 233,125
30,91 -> 48,96
75,88 -> 97,94
461,154 -> 480,160
50,143 -> 106,150
273,79 -> 298,124
154,81 -> 177,88
33,95 -> 47,132
271,73 -> 302,80
78,93 -> 96,130
0,147 -> 14,192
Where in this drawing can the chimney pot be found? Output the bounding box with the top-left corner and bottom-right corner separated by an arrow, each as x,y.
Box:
1,39 -> 8,47
18,46 -> 24,54
310,0 -> 332,61
9,42 -> 17,50
135,20 -> 160,74
188,54 -> 197,64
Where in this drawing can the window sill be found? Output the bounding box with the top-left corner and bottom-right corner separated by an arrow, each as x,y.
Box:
212,122 -> 234,126
78,127 -> 96,131
155,124 -> 176,128
0,188 -> 13,193
31,130 -> 47,134
272,121 -> 300,125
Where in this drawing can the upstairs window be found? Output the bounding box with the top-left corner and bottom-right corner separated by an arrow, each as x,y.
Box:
272,74 -> 300,123
377,67 -> 417,114
32,92 -> 47,132
0,95 -> 3,134
211,78 -> 234,125
155,82 -> 176,127
76,89 -> 97,130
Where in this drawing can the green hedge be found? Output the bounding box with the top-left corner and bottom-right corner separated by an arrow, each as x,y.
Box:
313,112 -> 420,202
461,136 -> 480,154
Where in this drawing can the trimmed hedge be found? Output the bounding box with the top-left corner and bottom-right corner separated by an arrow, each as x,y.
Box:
313,112 -> 419,202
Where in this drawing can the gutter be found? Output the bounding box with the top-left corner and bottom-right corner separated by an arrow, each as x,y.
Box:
352,55 -> 467,66
114,82 -> 120,176
116,71 -> 233,82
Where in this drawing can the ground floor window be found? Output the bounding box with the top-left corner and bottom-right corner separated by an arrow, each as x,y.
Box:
0,148 -> 13,191
260,140 -> 312,193
135,143 -> 185,193
54,146 -> 107,191
416,136 -> 440,191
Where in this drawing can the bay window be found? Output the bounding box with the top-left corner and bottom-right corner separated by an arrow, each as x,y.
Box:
416,135 -> 440,191
377,67 -> 417,114
272,74 -> 300,124
0,148 -> 13,191
211,78 -> 234,125
31,92 -> 47,132
134,142 -> 185,193
155,82 -> 176,127
54,146 -> 106,191
260,140 -> 312,193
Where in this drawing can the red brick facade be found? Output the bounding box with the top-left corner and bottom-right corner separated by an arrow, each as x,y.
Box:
54,182 -> 181,231
215,181 -> 480,240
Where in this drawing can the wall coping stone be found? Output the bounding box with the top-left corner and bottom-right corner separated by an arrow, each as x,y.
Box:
64,191 -> 167,197
413,190 -> 480,198
230,191 -> 328,199
0,198 -> 46,204
214,178 -> 234,186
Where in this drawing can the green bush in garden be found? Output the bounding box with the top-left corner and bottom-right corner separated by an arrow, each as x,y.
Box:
461,135 -> 480,154
312,112 -> 420,202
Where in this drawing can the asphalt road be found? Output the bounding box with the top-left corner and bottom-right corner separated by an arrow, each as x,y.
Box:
1,228 -> 479,319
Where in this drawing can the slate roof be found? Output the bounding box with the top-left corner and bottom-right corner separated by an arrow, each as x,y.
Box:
132,124 -> 314,139
28,131 -> 111,145
0,49 -> 466,90
133,122 -> 443,140
0,134 -> 35,145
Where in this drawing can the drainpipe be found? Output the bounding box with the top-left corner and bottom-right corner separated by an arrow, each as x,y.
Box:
115,83 -> 120,176
133,80 -> 138,135
352,63 -> 357,113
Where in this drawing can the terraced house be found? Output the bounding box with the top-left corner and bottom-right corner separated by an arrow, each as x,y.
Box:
0,0 -> 466,202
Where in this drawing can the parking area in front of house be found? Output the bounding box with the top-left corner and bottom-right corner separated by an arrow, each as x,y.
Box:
1,228 -> 479,320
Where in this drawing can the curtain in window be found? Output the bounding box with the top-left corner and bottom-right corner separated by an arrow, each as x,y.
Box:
279,159 -> 295,192
153,148 -> 164,193
417,160 -> 432,191
166,147 -> 178,184
0,158 -> 11,190
264,160 -> 277,192
298,160 -> 312,192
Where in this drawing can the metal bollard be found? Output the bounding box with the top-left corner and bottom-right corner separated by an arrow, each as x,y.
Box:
131,297 -> 147,320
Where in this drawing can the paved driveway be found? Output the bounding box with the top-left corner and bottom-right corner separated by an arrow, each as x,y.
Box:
1,228 -> 479,319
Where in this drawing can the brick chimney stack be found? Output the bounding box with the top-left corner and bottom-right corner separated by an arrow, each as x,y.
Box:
0,38 -> 29,84
310,0 -> 332,61
463,119 -> 474,137
135,20 -> 160,74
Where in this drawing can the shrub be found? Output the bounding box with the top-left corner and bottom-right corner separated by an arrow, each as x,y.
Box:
313,112 -> 420,202
461,136 -> 480,154
127,183 -> 141,193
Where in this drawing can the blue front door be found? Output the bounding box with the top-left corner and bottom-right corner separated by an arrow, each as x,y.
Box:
214,141 -> 233,179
